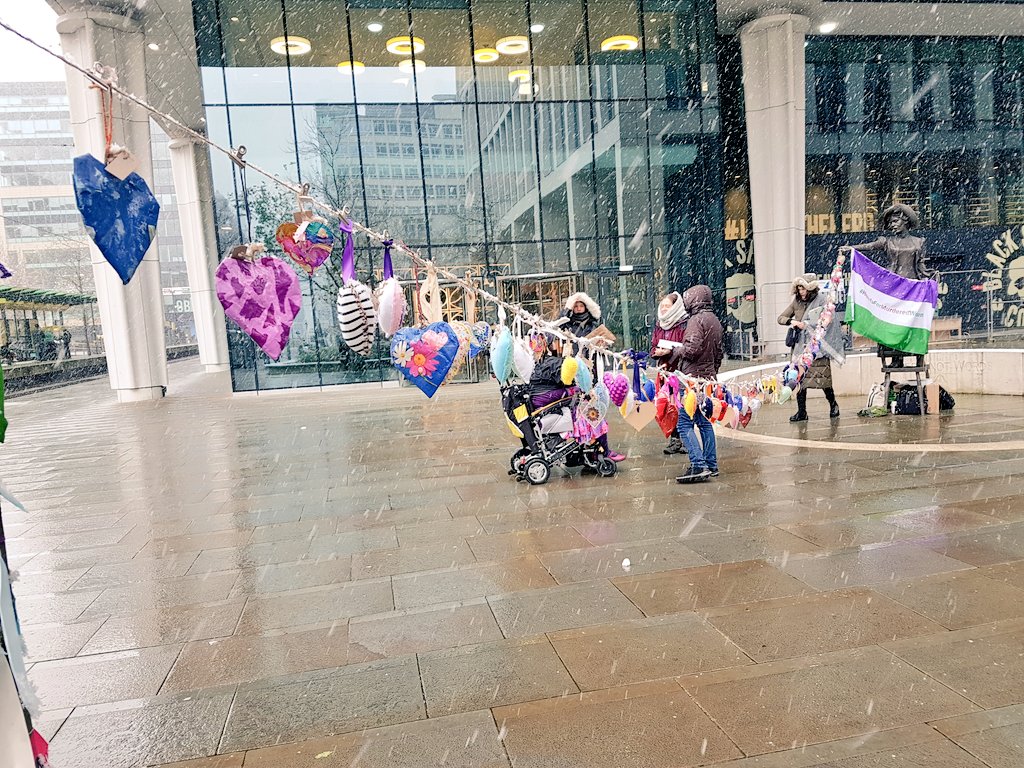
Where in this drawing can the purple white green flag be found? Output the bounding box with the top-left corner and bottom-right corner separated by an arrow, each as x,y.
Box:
848,249 -> 938,355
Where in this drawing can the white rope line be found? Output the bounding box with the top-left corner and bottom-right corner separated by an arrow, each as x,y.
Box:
0,18 -> 834,395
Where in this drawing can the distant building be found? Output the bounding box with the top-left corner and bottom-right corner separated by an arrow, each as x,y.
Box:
0,80 -> 195,354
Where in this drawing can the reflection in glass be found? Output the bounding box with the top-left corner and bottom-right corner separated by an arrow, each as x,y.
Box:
194,0 -> 725,388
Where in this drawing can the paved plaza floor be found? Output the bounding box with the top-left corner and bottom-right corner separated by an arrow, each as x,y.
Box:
4,359 -> 1024,767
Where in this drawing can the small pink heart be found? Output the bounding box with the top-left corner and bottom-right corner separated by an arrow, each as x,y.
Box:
216,254 -> 301,360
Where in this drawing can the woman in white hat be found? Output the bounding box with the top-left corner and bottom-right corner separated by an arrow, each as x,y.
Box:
778,273 -> 839,422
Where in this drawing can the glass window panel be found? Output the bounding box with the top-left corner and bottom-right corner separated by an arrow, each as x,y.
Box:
409,3 -> 473,103
214,1 -> 293,103
201,67 -> 226,104
294,103 -> 368,241
341,5 -> 421,104
480,102 -> 537,246
588,0 -> 643,101
643,0 -> 701,110
349,103 -> 430,242
996,151 -> 1024,225
530,0 -> 589,102
471,0 -> 531,104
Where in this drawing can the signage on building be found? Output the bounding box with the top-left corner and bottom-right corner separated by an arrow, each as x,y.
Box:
724,236 -> 756,332
981,225 -> 1024,329
805,212 -> 876,235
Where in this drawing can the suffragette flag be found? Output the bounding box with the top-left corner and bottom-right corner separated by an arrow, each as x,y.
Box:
848,249 -> 938,355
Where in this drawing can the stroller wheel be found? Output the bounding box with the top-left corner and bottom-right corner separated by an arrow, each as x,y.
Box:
523,458 -> 551,485
596,458 -> 617,478
510,448 -> 531,473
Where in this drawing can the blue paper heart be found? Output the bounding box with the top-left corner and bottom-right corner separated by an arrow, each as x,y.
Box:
469,321 -> 491,358
73,154 -> 160,285
391,322 -> 459,398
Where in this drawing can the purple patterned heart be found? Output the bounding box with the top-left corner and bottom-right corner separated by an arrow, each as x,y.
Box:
216,254 -> 302,360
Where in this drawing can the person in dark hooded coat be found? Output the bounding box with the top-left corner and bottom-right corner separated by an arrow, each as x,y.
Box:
668,285 -> 723,483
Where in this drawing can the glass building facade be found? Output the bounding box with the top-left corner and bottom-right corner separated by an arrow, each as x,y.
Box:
802,35 -> 1024,333
191,0 -> 1024,391
193,0 -> 725,390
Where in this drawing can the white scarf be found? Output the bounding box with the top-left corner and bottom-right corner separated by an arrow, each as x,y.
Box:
657,293 -> 688,330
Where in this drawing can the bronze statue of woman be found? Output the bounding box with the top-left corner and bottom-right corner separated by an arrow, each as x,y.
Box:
843,203 -> 932,280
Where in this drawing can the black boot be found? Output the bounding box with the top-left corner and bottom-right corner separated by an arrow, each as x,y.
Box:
663,436 -> 683,455
790,390 -> 808,422
825,388 -> 840,419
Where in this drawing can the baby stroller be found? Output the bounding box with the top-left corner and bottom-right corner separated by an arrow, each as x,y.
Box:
501,382 -> 617,485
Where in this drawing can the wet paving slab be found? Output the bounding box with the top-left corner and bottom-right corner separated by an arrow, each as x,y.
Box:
3,359 -> 1024,766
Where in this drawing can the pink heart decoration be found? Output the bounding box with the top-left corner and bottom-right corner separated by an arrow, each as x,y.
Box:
216,254 -> 302,360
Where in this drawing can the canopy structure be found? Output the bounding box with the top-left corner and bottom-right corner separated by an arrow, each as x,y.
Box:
0,286 -> 97,311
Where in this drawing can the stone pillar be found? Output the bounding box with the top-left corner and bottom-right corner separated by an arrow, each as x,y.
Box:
56,10 -> 168,401
167,135 -> 229,372
740,13 -> 810,355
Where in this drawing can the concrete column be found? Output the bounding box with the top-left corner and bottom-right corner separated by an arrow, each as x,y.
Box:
740,13 -> 809,355
56,10 -> 168,401
167,135 -> 229,372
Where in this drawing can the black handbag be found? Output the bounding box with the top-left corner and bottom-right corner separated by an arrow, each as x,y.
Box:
785,325 -> 801,348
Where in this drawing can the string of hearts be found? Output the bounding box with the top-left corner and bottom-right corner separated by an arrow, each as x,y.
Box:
0,20 -> 846,415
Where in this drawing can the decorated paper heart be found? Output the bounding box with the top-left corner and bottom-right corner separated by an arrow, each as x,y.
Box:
579,391 -> 608,429
469,321 -> 491,358
337,278 -> 377,357
391,322 -> 458,398
73,154 -> 159,284
275,220 -> 333,274
490,325 -> 513,384
513,337 -> 535,381
623,399 -> 657,432
683,389 -> 697,418
560,357 -> 578,386
216,254 -> 301,360
376,277 -> 407,337
574,357 -> 593,392
445,321 -> 475,384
